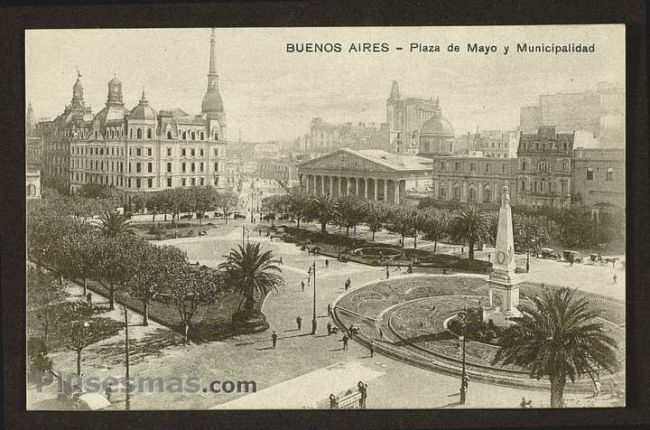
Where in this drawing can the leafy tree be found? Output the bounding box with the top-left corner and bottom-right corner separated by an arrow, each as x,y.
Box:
513,214 -> 555,271
126,243 -> 187,326
169,265 -> 222,342
55,301 -> 123,375
364,201 -> 388,241
335,196 -> 367,237
308,194 -> 336,234
286,192 -> 312,234
218,243 -> 285,328
386,206 -> 417,248
59,229 -> 103,295
159,188 -> 192,235
449,205 -> 492,260
216,190 -> 240,224
420,207 -> 451,252
191,186 -> 219,225
493,287 -> 621,407
94,235 -> 140,310
78,183 -> 112,199
99,210 -> 135,237
27,266 -> 68,344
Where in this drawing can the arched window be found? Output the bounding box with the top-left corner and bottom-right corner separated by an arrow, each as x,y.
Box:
147,128 -> 152,139
214,132 -> 218,140
137,128 -> 142,139
200,132 -> 205,140
191,131 -> 196,140
167,130 -> 172,139
468,187 -> 476,202
130,129 -> 133,139
483,186 -> 491,203
95,131 -> 98,139
182,131 -> 187,140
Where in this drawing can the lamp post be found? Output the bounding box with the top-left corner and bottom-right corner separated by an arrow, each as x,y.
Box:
124,307 -> 131,411
311,261 -> 317,334
458,303 -> 468,405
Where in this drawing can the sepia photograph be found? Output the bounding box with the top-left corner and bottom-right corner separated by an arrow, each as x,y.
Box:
24,24 -> 627,411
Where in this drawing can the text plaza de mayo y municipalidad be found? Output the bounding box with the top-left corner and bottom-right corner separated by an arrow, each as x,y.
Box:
286,42 -> 596,55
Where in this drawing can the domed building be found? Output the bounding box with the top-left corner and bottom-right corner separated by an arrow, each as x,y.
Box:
42,28 -> 232,199
418,113 -> 455,156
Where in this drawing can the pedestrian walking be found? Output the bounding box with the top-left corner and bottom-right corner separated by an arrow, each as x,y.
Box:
488,252 -> 491,262
520,397 -> 527,408
358,381 -> 368,409
325,259 -> 329,269
369,342 -> 374,358
271,331 -> 278,349
86,292 -> 92,306
407,263 -> 413,274
397,262 -> 401,271
613,273 -> 617,284
345,278 -> 351,291
342,335 -> 349,350
386,267 -> 390,279
593,379 -> 602,397
525,400 -> 533,408
327,303 -> 332,316
301,280 -> 305,292
443,267 -> 447,275
461,246 -> 464,255
379,328 -> 383,340
327,322 -> 332,335
105,382 -> 113,402
296,316 -> 302,330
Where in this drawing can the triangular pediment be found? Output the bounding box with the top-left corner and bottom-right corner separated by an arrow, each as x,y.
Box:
298,149 -> 396,173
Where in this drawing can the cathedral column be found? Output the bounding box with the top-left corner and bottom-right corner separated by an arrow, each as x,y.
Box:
338,176 -> 343,196
321,175 -> 325,196
355,178 -> 359,196
363,178 -> 368,199
394,180 -> 401,204
383,179 -> 388,202
329,176 -> 334,196
434,180 -> 439,199
448,180 -> 453,201
462,181 -> 468,203
374,179 -> 378,201
478,181 -> 483,202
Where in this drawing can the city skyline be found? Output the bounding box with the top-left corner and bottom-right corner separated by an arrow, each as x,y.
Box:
26,25 -> 624,142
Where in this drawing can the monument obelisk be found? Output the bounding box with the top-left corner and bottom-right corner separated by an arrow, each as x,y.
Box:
484,182 -> 522,324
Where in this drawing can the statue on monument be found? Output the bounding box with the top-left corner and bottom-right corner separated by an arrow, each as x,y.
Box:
501,181 -> 510,207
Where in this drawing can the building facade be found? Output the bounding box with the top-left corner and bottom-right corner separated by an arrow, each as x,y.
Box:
257,157 -> 298,188
430,156 -> 518,204
517,127 -> 574,208
573,148 -> 625,214
387,81 -> 452,154
297,148 -> 432,204
468,130 -> 519,158
42,29 -> 228,196
296,118 -> 388,153
26,103 -> 42,199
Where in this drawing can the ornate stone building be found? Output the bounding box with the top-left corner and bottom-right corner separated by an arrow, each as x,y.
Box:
429,156 -> 518,204
296,118 -> 388,153
387,81 -> 453,154
39,29 -> 228,197
26,103 -> 42,199
517,127 -> 574,208
573,147 -> 625,217
297,148 -> 432,204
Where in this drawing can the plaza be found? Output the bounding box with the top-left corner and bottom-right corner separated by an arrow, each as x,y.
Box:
27,216 -> 626,410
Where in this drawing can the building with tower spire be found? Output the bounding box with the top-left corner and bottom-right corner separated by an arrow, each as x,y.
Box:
37,29 -> 229,201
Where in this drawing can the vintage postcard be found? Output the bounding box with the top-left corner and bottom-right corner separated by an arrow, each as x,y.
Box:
25,25 -> 625,410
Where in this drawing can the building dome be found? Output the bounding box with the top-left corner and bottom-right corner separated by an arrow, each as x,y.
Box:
420,116 -> 454,137
201,84 -> 224,115
129,91 -> 157,121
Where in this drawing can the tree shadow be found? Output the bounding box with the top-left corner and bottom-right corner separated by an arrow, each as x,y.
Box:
256,346 -> 275,351
89,328 -> 183,367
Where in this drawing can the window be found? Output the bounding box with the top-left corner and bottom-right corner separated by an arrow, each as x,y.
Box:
191,178 -> 196,186
136,178 -> 141,188
214,148 -> 218,156
200,162 -> 204,172
191,162 -> 195,172
148,178 -> 153,188
120,162 -> 123,172
469,188 -> 476,202
136,148 -> 141,156
148,162 -> 152,173
136,163 -> 141,173
470,163 -> 475,172
483,188 -> 491,203
453,187 -> 461,200
167,131 -> 173,139
587,168 -> 593,181
455,162 -> 460,171
147,129 -> 152,139
182,162 -> 186,172
200,132 -> 205,140
485,163 -> 490,173
200,149 -> 204,157
137,129 -> 143,139
182,178 -> 186,186
502,164 -> 506,173
521,180 -> 525,191
167,162 -> 172,173
167,148 -> 172,156
182,131 -> 187,140
129,163 -> 132,173
167,178 -> 172,187
191,132 -> 196,140
200,178 -> 204,186
214,162 -> 218,172
147,148 -> 152,156
214,132 -> 218,140
606,167 -> 614,181
561,181 -> 568,194
191,149 -> 195,157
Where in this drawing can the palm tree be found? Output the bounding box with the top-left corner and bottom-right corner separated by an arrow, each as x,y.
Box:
493,287 -> 621,408
219,243 -> 285,333
449,205 -> 491,260
99,211 -> 134,237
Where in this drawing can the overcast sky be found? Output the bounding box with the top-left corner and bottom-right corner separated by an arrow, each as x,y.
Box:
26,25 -> 624,142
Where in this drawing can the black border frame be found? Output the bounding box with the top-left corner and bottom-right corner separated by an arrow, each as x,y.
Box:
1,1 -> 648,429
